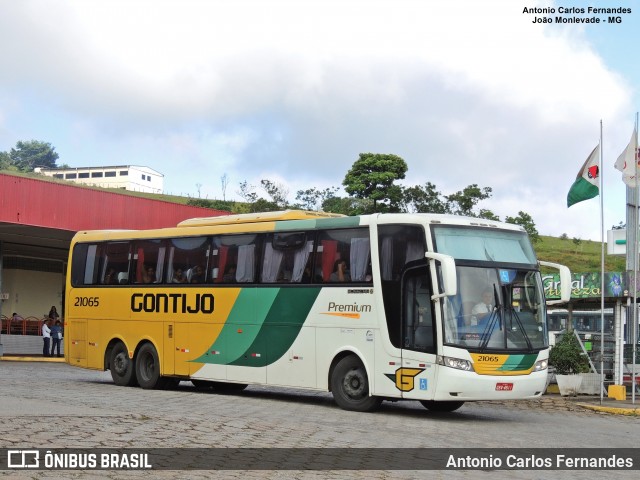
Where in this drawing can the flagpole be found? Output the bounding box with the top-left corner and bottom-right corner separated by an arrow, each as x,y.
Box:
631,112 -> 638,404
599,119 -> 605,404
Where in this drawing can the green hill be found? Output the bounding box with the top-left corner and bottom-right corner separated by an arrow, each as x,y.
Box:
535,235 -> 626,273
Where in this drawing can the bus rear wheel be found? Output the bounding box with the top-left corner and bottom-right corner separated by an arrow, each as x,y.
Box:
420,400 -> 465,412
135,343 -> 165,389
331,356 -> 381,412
110,342 -> 137,387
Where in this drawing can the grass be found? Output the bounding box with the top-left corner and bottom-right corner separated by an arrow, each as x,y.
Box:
535,235 -> 626,273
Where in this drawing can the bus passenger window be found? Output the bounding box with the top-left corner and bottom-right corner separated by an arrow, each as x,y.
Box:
166,237 -> 210,285
315,229 -> 370,283
213,234 -> 260,284
261,232 -> 313,284
133,240 -> 166,284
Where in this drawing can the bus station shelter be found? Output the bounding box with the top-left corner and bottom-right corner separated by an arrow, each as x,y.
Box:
0,173 -> 227,354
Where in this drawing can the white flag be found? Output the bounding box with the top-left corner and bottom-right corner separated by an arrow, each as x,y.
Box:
614,127 -> 640,187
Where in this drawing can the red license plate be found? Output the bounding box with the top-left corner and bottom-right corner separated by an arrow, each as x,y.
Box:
495,383 -> 513,391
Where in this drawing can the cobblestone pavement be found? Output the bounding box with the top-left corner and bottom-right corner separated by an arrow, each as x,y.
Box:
1,362 -> 639,480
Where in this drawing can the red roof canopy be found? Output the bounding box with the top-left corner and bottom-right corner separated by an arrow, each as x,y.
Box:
0,173 -> 227,231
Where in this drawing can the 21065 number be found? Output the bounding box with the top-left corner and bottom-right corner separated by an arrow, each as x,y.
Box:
75,296 -> 100,307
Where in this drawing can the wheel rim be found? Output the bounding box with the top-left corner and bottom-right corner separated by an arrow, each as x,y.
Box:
342,367 -> 367,400
113,352 -> 129,376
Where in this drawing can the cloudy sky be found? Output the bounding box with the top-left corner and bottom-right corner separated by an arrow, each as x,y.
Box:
0,0 -> 638,240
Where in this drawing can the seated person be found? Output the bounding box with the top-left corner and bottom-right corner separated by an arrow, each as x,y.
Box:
471,290 -> 494,324
190,265 -> 205,283
330,259 -> 350,282
172,268 -> 187,283
141,265 -> 156,284
103,268 -> 117,285
223,264 -> 237,283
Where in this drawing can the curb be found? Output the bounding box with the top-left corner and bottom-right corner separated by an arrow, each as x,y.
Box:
575,403 -> 640,416
0,356 -> 65,363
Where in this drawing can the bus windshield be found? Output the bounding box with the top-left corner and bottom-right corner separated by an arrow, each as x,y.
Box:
433,226 -> 537,264
441,266 -> 547,351
433,226 -> 546,352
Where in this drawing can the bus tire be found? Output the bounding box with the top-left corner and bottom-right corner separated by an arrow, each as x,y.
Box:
135,343 -> 163,389
110,342 -> 137,387
331,355 -> 381,412
420,400 -> 465,412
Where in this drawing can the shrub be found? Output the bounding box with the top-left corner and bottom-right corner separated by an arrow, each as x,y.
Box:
549,333 -> 590,374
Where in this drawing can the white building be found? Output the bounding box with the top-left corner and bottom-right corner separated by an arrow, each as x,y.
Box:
35,165 -> 164,194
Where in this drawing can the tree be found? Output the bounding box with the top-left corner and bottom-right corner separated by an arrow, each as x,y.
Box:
322,196 -> 374,216
295,187 -> 339,211
478,209 -> 500,221
403,182 -> 449,214
505,211 -> 539,242
221,173 -> 230,201
237,181 -> 258,204
445,184 -> 492,217
260,179 -> 289,208
342,153 -> 407,212
186,198 -> 234,212
0,151 -> 12,170
612,221 -> 625,230
9,140 -> 59,171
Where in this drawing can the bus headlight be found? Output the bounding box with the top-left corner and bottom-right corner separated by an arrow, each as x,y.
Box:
534,359 -> 548,371
437,355 -> 474,372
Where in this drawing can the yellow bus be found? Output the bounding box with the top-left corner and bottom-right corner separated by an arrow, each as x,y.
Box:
65,210 -> 570,412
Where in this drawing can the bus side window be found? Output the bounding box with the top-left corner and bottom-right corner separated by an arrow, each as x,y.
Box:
261,232 -> 314,283
316,228 -> 370,283
213,234 -> 260,284
166,236 -> 210,284
378,226 -> 426,281
133,240 -> 166,284
100,242 -> 131,285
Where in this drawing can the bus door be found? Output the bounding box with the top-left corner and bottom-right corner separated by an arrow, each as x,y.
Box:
400,266 -> 438,400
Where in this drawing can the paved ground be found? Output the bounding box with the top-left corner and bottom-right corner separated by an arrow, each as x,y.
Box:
1,358 -> 639,479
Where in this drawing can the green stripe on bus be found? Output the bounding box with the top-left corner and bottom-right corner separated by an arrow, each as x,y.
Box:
273,216 -> 362,231
193,288 -> 279,364
497,354 -> 537,371
315,216 -> 361,228
229,287 -> 321,367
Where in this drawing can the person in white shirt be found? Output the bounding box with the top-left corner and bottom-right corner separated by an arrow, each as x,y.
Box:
42,319 -> 52,357
471,290 -> 494,325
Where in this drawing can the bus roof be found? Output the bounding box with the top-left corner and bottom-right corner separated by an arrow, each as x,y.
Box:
177,210 -> 345,227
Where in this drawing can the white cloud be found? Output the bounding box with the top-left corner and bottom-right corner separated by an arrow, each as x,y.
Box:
0,0 -> 634,238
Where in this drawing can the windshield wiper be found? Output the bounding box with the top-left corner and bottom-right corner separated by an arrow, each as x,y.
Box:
479,284 -> 501,351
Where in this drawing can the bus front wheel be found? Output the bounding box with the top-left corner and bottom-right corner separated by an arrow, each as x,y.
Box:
420,400 -> 465,412
331,356 -> 381,412
135,343 -> 164,389
110,342 -> 137,387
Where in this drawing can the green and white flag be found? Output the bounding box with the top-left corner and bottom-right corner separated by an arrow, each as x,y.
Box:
567,145 -> 600,207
